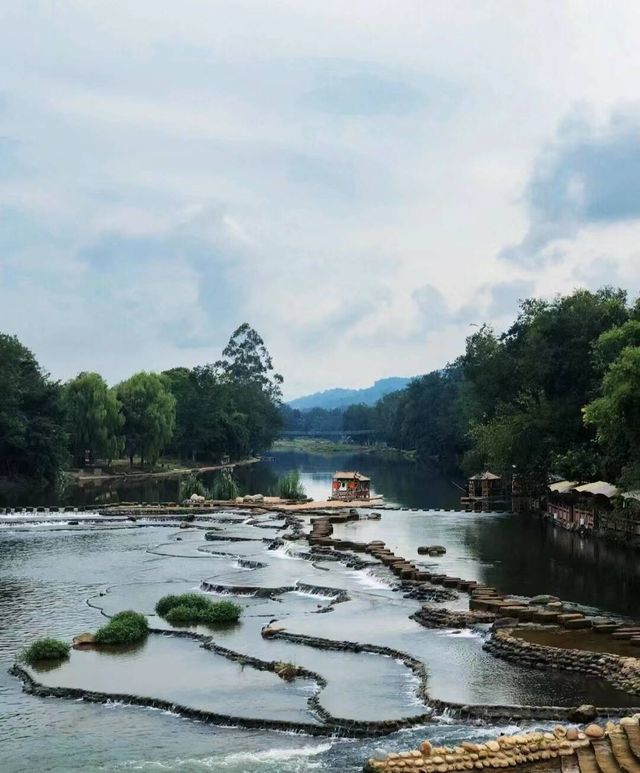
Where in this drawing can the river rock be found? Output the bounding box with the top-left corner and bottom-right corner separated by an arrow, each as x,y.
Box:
569,704 -> 597,722
420,740 -> 433,756
72,632 -> 96,649
585,724 -> 604,738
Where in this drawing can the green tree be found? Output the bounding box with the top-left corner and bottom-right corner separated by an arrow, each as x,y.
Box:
215,324 -> 283,453
116,372 -> 176,466
584,345 -> 640,487
63,372 -> 123,466
0,334 -> 67,483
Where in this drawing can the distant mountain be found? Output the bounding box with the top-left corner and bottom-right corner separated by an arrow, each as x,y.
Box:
288,377 -> 412,411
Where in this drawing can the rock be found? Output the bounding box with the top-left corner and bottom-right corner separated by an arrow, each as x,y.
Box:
569,704 -> 597,723
585,724 -> 604,738
72,632 -> 96,649
553,725 -> 567,738
420,741 -> 433,756
486,741 -> 501,753
428,545 -> 447,556
189,493 -> 205,503
244,494 -> 264,503
530,594 -> 560,605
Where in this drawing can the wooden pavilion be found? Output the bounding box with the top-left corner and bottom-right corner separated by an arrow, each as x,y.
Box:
330,471 -> 371,501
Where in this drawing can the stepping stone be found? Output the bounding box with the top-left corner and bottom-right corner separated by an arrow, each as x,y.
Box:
623,722 -> 640,760
609,731 -> 640,773
533,610 -> 560,623
629,636 -> 640,647
577,745 -> 602,773
564,617 -> 593,629
563,753 -> 582,773
558,613 -> 585,623
591,738 -> 622,773
442,577 -> 460,588
593,624 -> 621,634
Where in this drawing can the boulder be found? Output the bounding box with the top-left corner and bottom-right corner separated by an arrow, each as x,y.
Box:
189,493 -> 205,503
72,632 -> 96,649
244,494 -> 264,503
421,741 -> 433,756
569,704 -> 597,723
585,724 -> 604,739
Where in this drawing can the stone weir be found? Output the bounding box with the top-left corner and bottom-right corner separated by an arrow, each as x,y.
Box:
364,715 -> 640,773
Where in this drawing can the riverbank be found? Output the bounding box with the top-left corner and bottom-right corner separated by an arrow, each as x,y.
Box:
64,456 -> 260,483
272,438 -> 415,459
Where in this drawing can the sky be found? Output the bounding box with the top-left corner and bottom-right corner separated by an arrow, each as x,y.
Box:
1,1 -> 640,399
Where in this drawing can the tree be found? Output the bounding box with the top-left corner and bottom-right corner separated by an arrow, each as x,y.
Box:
215,323 -> 283,402
584,345 -> 640,487
0,334 -> 67,483
116,372 -> 176,466
63,372 -> 123,466
215,324 -> 283,453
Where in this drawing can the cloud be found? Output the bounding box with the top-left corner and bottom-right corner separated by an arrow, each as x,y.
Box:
502,109 -> 640,267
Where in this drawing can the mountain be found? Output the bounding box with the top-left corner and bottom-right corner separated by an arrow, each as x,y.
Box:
287,377 -> 412,411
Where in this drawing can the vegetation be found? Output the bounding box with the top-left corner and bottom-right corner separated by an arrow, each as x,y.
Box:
21,637 -> 70,665
178,472 -> 210,501
155,593 -> 242,625
277,470 -> 305,500
63,372 -> 124,466
343,288 -> 640,493
211,471 -> 239,500
94,610 -> 149,645
0,334 -> 67,484
116,372 -> 176,467
0,324 -> 283,485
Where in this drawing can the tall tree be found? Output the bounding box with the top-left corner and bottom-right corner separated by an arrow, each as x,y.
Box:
215,324 -> 283,453
63,372 -> 123,466
116,372 -> 176,466
0,334 -> 67,483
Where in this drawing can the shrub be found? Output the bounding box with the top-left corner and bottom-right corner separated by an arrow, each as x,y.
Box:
211,471 -> 239,500
179,472 -> 210,501
22,638 -> 70,665
155,593 -> 241,625
94,610 -> 149,645
277,470 -> 305,500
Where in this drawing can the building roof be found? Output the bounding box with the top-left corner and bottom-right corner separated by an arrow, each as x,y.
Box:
333,471 -> 371,482
548,480 -> 579,494
469,471 -> 501,481
573,481 -> 619,499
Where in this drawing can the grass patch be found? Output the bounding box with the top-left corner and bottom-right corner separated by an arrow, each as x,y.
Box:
22,638 -> 70,665
277,470 -> 305,500
155,593 -> 242,626
211,471 -> 239,500
94,610 -> 149,645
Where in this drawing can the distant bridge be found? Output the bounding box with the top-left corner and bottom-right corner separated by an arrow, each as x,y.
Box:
278,430 -> 379,438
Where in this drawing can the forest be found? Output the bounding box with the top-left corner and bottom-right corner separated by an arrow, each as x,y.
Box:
0,324 -> 283,485
286,288 -> 640,494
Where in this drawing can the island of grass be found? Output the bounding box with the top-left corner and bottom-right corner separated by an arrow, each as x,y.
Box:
94,610 -> 149,645
155,593 -> 242,626
22,638 -> 70,665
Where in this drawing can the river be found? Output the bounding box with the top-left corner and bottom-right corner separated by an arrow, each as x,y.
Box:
1,451 -> 639,773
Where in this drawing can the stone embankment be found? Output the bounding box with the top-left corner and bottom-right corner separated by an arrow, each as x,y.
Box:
485,627 -> 640,695
411,605 -> 495,629
364,715 -> 640,772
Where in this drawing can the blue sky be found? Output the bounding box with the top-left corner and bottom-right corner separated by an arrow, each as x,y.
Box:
1,1 -> 639,398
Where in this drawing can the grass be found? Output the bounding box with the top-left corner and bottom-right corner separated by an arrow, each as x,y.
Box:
22,638 -> 70,665
155,593 -> 242,625
94,610 -> 149,645
272,438 -> 415,459
211,471 -> 239,500
179,472 -> 210,501
277,470 -> 306,500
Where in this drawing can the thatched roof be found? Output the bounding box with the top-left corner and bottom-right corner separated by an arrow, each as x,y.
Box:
469,471 -> 501,481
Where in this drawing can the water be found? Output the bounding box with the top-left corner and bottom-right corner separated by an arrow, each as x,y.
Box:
1,452 -> 640,773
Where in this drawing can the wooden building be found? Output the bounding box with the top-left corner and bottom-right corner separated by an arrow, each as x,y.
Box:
546,480 -> 619,531
467,471 -> 503,499
331,471 -> 371,501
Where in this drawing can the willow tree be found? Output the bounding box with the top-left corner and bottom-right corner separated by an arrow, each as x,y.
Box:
116,372 -> 176,466
63,372 -> 123,466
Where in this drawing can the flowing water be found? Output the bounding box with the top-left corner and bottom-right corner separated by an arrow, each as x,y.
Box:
1,451 -> 640,773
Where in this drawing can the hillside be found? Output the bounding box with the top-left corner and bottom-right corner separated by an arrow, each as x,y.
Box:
287,377 -> 412,411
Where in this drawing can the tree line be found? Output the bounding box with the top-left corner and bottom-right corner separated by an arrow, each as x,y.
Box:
0,324 -> 283,485
326,288 -> 640,493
